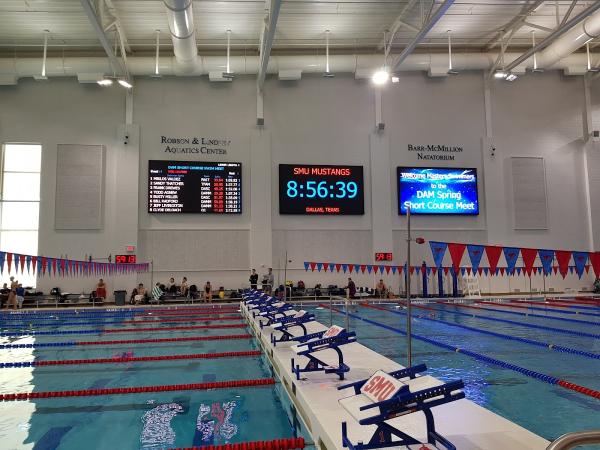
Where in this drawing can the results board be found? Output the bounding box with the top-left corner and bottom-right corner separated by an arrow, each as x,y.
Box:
279,164 -> 364,215
148,160 -> 242,213
398,167 -> 479,215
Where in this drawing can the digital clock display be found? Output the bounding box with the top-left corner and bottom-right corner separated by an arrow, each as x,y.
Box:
279,164 -> 364,215
115,255 -> 137,264
375,252 -> 393,261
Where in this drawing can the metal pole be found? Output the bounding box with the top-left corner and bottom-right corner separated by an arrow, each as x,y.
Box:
283,251 -> 288,302
329,293 -> 333,326
345,296 -> 350,331
150,260 -> 154,296
406,206 -> 412,367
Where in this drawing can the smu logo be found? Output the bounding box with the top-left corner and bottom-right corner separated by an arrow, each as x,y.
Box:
361,371 -> 404,402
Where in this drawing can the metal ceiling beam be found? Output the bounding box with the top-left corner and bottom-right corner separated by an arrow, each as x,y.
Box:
505,1 -> 600,72
391,0 -> 454,72
257,0 -> 282,90
559,0 -> 579,27
484,0 -> 546,50
79,0 -> 125,75
104,0 -> 131,53
379,0 -> 420,51
522,21 -> 554,33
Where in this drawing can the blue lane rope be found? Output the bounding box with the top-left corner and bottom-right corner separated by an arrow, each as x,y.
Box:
367,305 -> 600,361
505,303 -> 600,318
447,303 -> 600,327
325,306 -> 561,386
0,319 -> 129,329
430,305 -> 600,339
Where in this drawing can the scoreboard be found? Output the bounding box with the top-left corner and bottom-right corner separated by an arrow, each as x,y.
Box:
279,164 -> 364,215
148,161 -> 242,214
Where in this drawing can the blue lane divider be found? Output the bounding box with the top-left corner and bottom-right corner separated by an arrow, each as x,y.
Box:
0,342 -> 77,349
324,305 -> 562,386
367,304 -> 600,361
430,305 -> 600,339
0,313 -> 137,321
0,329 -> 103,337
455,304 -> 600,327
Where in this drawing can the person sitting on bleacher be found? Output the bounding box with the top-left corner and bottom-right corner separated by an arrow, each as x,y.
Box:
133,283 -> 148,304
180,277 -> 189,297
152,282 -> 164,304
167,277 -> 178,294
95,279 -> 107,300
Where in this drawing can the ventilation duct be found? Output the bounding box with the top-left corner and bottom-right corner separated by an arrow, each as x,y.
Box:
163,0 -> 199,74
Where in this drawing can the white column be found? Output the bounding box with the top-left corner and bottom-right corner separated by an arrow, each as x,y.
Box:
369,132 -> 394,259
250,129 -> 273,272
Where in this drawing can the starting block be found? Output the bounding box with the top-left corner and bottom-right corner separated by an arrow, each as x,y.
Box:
268,310 -> 316,345
338,365 -> 464,450
290,325 -> 357,380
252,302 -> 293,319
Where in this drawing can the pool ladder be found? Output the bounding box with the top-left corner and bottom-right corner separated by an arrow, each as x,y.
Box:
546,430 -> 600,450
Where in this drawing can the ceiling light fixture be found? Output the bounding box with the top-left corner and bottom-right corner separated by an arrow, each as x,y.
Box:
391,76 -> 399,83
494,71 -> 507,79
531,30 -> 544,73
97,78 -> 113,86
447,30 -> 458,75
586,42 -> 599,72
40,30 -> 49,79
505,73 -> 518,82
152,29 -> 162,78
223,29 -> 234,79
373,30 -> 389,85
323,30 -> 334,77
118,79 -> 133,88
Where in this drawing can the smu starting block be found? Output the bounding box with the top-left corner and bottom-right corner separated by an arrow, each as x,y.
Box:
290,325 -> 357,381
268,310 -> 316,345
252,302 -> 293,319
337,365 -> 464,450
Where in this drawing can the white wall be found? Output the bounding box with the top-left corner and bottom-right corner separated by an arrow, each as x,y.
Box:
0,72 -> 597,298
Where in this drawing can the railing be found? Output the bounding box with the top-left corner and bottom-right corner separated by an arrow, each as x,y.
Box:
546,430 -> 600,450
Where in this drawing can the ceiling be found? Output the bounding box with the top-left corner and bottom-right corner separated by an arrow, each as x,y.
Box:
0,0 -> 597,57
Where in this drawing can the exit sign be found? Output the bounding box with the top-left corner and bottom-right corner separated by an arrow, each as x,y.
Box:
375,252 -> 393,261
115,254 -> 137,264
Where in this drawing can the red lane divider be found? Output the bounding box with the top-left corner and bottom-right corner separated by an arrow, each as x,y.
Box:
138,306 -> 240,313
557,380 -> 600,399
0,378 -> 276,402
508,300 -> 579,310
76,334 -> 252,346
121,316 -> 241,324
103,323 -> 246,334
135,310 -> 240,317
169,437 -> 306,450
547,298 -> 600,307
29,350 -> 261,367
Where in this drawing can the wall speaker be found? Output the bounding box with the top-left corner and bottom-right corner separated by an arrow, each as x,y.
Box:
257,117 -> 265,126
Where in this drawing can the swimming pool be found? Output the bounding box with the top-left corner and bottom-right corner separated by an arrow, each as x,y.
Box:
0,306 -> 311,449
307,300 -> 600,447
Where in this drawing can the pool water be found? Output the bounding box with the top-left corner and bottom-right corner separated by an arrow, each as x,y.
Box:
308,302 -> 600,447
0,307 -> 310,450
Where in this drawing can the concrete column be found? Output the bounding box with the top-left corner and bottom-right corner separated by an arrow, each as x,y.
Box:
369,132 -> 394,260
250,129 -> 273,272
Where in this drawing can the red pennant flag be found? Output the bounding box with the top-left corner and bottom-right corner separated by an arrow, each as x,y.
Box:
323,263 -> 329,272
41,257 -> 47,275
585,265 -> 590,274
7,253 -> 12,273
373,266 -> 379,274
432,267 -> 438,276
533,267 -> 538,275
448,243 -> 467,272
409,266 -> 415,275
485,245 -> 503,274
443,267 -> 449,276
477,267 -> 483,276
385,266 -> 391,275
555,250 -> 572,279
466,267 -> 472,275
52,259 -> 57,276
521,248 -> 537,277
348,264 -> 354,273
60,259 -> 66,277
500,267 -> 505,276
553,266 -> 558,275
309,262 -> 316,272
360,265 -> 366,273
32,256 -> 37,275
335,263 -> 341,273
590,252 -> 600,278
397,266 -> 403,275
19,255 -> 25,274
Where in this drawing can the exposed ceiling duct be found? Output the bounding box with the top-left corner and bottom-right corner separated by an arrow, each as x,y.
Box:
0,52 -> 595,84
163,0 -> 199,74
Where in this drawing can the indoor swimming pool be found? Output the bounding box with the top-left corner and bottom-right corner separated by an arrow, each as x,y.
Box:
0,306 -> 309,450
308,300 -> 600,446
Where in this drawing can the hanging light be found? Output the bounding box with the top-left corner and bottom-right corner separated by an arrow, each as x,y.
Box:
531,30 -> 544,73
505,73 -> 518,82
97,78 -> 113,86
323,30 -> 334,77
223,29 -> 234,79
447,30 -> 458,75
587,42 -> 599,72
494,71 -> 507,79
118,78 -> 133,88
40,30 -> 49,80
152,30 -> 162,78
372,30 -> 389,85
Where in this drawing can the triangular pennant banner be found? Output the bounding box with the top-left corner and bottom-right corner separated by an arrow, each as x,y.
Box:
483,267 -> 489,276
360,265 -> 367,274
432,267 -> 437,276
391,266 -> 397,274
348,264 -> 354,274
503,247 -> 520,274
467,244 -> 485,274
500,267 -> 505,276
485,246 -> 503,274
429,241 -> 448,268
590,253 -> 600,278
555,250 -> 572,279
538,249 -> 554,276
385,266 -> 391,275
0,252 -> 5,275
572,251 -> 589,279
342,264 -> 348,273
520,248 -> 537,277
448,243 -> 467,272
7,253 -> 13,273
310,262 -> 317,272
335,263 -> 342,273
316,263 -> 323,272
304,262 -> 310,271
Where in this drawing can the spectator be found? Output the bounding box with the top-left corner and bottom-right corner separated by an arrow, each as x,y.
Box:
151,283 -> 163,303
180,277 -> 189,297
276,284 -> 285,300
218,286 -> 225,299
95,279 -> 107,300
249,269 -> 258,290
375,279 -> 387,298
0,283 -> 9,308
167,277 -> 177,294
5,277 -> 18,309
203,281 -> 212,303
314,283 -> 322,297
15,284 -> 25,309
263,268 -> 274,295
345,277 -> 356,299
133,283 -> 148,304
594,278 -> 600,294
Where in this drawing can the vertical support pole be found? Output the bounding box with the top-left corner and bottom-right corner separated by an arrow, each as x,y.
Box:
256,87 -> 264,125
125,90 -> 133,125
283,250 -> 288,302
452,269 -> 458,297
329,294 -> 333,327
422,262 -> 428,297
438,269 -> 444,297
406,206 -> 412,367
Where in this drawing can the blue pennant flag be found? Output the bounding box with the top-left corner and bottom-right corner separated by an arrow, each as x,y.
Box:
503,247 -> 520,274
13,254 -> 20,274
572,251 -> 589,279
379,265 -> 385,274
391,266 -> 397,274
460,267 -> 466,276
342,264 -> 348,273
316,263 -> 323,272
467,244 -> 485,274
483,267 -> 489,276
426,267 -> 432,276
367,265 -> 373,274
328,263 -> 335,272
304,262 -> 309,271
516,267 -> 522,276
538,249 -> 554,276
37,258 -> 43,275
26,255 -> 31,274
0,252 -> 4,275
569,266 -> 574,275
429,241 -> 448,268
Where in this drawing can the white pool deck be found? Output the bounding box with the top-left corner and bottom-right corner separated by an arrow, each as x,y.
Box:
241,303 -> 549,450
